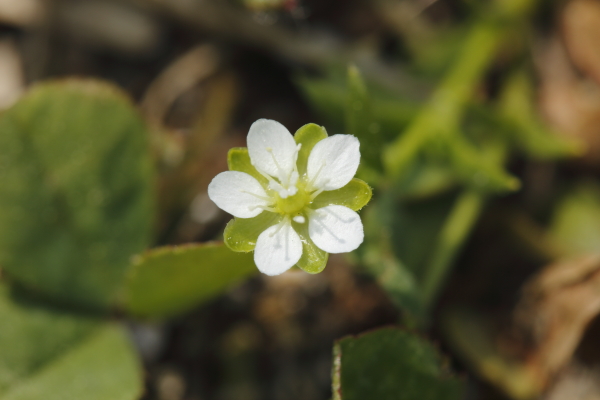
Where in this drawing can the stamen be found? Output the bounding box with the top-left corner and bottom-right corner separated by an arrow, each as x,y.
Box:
249,205 -> 277,213
269,179 -> 285,192
293,215 -> 305,224
254,166 -> 284,194
307,161 -> 327,190
294,143 -> 302,163
266,147 -> 288,185
309,187 -> 325,201
286,186 -> 298,196
269,219 -> 287,237
283,170 -> 299,197
240,190 -> 273,202
289,170 -> 299,187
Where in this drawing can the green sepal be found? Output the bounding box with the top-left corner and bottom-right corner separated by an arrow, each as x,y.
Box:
294,123 -> 328,176
312,178 -> 372,211
227,147 -> 268,186
224,212 -> 282,252
293,221 -> 329,274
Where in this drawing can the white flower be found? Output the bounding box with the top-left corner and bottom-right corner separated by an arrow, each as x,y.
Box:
208,119 -> 366,276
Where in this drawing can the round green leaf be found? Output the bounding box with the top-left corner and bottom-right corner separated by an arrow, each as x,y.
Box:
3,324 -> 142,400
0,284 -> 99,395
333,327 -> 464,400
0,79 -> 155,310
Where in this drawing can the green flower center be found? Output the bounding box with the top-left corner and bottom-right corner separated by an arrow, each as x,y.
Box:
275,184 -> 311,215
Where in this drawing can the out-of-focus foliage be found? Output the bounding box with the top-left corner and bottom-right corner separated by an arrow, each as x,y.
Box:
2,324 -> 142,400
0,284 -> 141,400
497,71 -> 581,160
296,70 -> 418,146
332,327 -> 464,400
124,243 -> 256,319
0,80 -> 155,310
549,181 -> 600,257
442,308 -> 539,400
0,80 -> 153,400
2,0 -> 600,398
0,284 -> 98,395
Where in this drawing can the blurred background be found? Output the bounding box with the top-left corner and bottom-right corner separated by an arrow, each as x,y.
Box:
2,0 -> 600,399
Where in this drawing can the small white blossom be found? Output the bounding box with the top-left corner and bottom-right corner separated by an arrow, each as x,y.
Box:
208,119 -> 364,276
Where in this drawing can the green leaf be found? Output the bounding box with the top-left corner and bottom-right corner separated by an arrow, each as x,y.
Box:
293,221 -> 328,274
294,123 -> 328,176
361,242 -> 424,326
391,192 -> 458,279
3,324 -> 142,400
333,327 -> 465,400
124,242 -> 257,319
345,65 -> 383,170
224,212 -> 282,252
0,284 -> 99,395
227,147 -> 268,186
396,160 -> 457,200
498,70 -> 582,160
295,73 -> 347,133
295,72 -> 418,143
442,308 -> 539,399
360,200 -> 426,327
312,178 -> 372,211
444,133 -> 520,193
0,79 -> 155,309
421,190 -> 485,307
549,181 -> 600,257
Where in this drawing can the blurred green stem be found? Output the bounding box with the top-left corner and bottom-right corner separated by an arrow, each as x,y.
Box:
420,190 -> 485,307
421,141 -> 508,308
383,0 -> 537,179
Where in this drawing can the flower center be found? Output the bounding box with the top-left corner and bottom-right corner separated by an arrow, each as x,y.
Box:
275,183 -> 311,215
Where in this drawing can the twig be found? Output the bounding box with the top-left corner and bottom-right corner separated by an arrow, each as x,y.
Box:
124,0 -> 430,96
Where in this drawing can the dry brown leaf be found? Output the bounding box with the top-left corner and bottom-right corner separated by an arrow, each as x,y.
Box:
513,255 -> 600,384
444,255 -> 600,399
0,0 -> 44,26
544,363 -> 600,400
56,0 -> 162,55
537,38 -> 600,165
0,40 -> 24,110
141,45 -> 220,125
562,0 -> 600,86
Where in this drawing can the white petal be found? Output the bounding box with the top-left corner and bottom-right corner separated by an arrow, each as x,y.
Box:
208,171 -> 270,218
308,205 -> 364,253
247,119 -> 297,180
307,134 -> 360,191
254,220 -> 302,276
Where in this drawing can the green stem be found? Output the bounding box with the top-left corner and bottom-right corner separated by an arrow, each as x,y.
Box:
421,141 -> 509,307
420,190 -> 485,307
383,23 -> 500,177
382,0 -> 538,179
